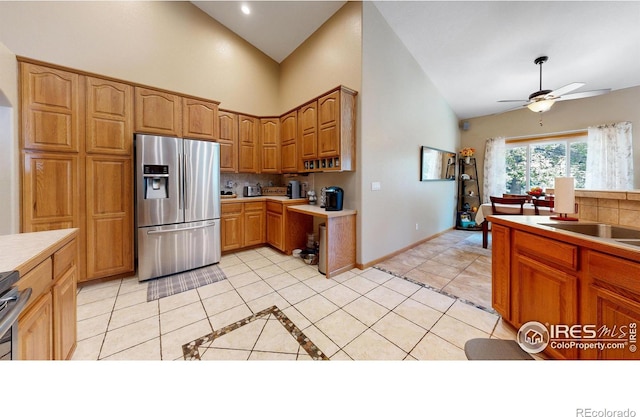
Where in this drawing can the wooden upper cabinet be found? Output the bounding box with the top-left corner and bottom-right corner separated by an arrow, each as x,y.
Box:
280,110 -> 297,173
183,98 -> 219,141
21,62 -> 80,152
260,118 -> 280,173
22,152 -> 79,233
218,110 -> 238,173
86,77 -> 133,155
238,114 -> 260,173
317,90 -> 340,158
134,87 -> 182,136
298,101 -> 317,160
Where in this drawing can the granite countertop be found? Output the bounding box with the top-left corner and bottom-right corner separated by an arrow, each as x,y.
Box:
487,215 -> 640,261
0,228 -> 78,273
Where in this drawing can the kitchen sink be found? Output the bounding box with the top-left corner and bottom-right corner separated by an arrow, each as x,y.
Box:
540,223 -> 640,246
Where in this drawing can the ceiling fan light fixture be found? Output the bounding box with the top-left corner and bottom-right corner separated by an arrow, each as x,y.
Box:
528,99 -> 555,113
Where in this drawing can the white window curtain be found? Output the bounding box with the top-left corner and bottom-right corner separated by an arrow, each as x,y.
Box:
482,137 -> 506,204
585,122 -> 633,190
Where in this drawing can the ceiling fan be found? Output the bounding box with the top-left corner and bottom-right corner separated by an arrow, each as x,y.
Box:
499,56 -> 611,113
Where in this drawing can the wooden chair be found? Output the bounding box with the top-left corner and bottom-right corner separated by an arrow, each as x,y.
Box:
533,198 -> 554,215
490,196 -> 526,214
482,196 -> 527,248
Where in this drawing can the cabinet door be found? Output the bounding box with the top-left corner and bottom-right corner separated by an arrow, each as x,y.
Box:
280,111 -> 298,173
244,204 -> 265,247
221,214 -> 243,251
266,211 -> 284,251
238,115 -> 259,173
512,254 -> 579,359
86,77 -> 133,155
18,292 -> 54,360
22,152 -> 79,232
183,98 -> 219,140
584,251 -> 640,359
260,118 -> 280,173
21,62 -> 80,152
53,266 -> 77,360
491,223 -> 511,319
134,87 -> 182,136
298,102 -> 317,160
218,111 -> 238,173
85,156 -> 134,280
317,90 -> 340,158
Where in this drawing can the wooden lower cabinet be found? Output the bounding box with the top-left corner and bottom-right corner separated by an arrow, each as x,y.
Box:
266,202 -> 284,251
244,202 -> 265,247
221,203 -> 243,252
583,250 -> 640,360
17,233 -> 78,360
18,291 -> 54,360
492,221 -> 640,360
221,202 -> 265,251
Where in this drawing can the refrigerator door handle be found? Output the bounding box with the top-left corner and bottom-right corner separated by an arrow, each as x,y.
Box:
184,152 -> 189,210
178,152 -> 183,210
146,221 -> 216,235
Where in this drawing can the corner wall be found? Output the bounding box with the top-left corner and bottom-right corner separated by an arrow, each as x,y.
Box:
359,3 -> 460,266
0,41 -> 18,234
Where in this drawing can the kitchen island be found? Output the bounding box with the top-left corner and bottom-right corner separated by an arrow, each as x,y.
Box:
488,214 -> 640,360
0,228 -> 78,360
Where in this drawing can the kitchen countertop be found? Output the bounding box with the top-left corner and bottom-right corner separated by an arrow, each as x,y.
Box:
487,215 -> 640,261
0,228 -> 78,274
221,196 -> 307,204
287,204 -> 357,218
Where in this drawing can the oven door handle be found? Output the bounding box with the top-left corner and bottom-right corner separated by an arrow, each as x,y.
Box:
0,288 -> 32,340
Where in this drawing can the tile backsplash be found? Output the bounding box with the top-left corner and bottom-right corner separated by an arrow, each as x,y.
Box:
220,173 -> 315,196
575,190 -> 640,228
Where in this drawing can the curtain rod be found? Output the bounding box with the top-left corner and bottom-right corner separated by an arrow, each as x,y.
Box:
506,128 -> 587,143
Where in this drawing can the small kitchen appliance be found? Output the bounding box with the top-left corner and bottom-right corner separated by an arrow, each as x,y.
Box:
287,180 -> 301,199
243,184 -> 262,197
324,186 -> 344,211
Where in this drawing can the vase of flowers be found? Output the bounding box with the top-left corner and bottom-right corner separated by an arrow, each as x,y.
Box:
460,147 -> 475,164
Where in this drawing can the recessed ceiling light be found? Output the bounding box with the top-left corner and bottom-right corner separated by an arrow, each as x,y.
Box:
241,5 -> 251,15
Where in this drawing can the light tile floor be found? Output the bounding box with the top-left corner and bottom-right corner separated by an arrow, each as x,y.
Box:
72,229 -> 517,361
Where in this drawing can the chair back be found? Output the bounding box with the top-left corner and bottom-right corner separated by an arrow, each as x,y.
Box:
533,198 -> 554,215
490,196 -> 526,215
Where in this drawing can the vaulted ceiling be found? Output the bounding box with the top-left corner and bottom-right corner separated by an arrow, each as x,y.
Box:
193,1 -> 640,120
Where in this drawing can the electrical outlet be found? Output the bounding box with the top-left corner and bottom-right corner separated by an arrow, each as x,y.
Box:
371,181 -> 381,191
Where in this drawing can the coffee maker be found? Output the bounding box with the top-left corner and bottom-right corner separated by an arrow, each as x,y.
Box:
287,180 -> 301,199
324,186 -> 344,211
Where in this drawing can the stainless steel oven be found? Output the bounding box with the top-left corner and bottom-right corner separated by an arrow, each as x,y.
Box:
0,271 -> 31,360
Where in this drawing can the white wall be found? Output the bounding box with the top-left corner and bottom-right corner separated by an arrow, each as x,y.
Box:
360,3 -> 460,265
0,1 -> 280,115
0,41 -> 19,234
461,86 -> 640,192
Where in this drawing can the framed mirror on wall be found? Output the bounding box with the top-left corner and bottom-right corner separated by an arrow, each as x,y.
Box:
420,146 -> 456,181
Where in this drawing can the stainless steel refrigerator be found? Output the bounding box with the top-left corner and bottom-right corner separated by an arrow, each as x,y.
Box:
135,134 -> 221,282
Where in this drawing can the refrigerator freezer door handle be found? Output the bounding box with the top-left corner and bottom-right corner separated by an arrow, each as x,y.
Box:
178,153 -> 183,210
184,152 -> 189,210
146,221 -> 216,235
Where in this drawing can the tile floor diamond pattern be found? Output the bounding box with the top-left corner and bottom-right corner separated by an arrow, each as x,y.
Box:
72,230 -> 525,361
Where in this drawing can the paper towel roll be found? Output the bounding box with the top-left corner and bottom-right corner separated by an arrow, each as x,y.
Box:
554,177 -> 575,214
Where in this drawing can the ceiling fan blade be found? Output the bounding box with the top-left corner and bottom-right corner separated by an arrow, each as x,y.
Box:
498,99 -> 528,103
545,82 -> 585,99
492,103 -> 527,115
555,88 -> 611,101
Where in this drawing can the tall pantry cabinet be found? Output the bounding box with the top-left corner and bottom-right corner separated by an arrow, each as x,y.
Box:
20,61 -> 134,282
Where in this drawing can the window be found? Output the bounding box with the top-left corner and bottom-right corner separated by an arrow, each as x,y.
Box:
505,133 -> 587,193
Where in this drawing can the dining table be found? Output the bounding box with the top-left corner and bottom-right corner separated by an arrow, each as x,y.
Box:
475,202 -> 554,248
